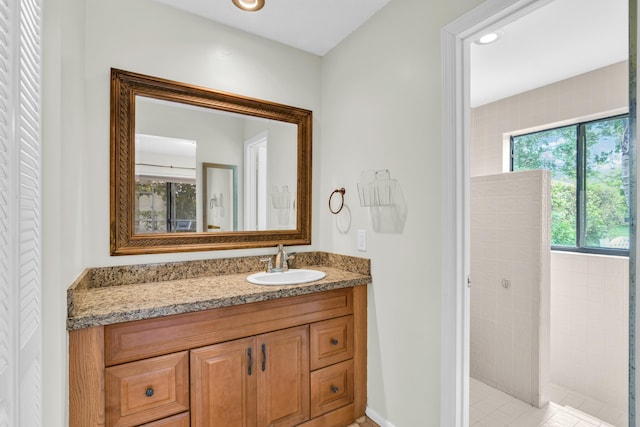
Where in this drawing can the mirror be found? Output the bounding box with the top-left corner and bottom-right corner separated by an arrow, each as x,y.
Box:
111,68 -> 312,255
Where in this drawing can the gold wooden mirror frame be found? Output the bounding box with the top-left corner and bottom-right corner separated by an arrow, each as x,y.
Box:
110,68 -> 312,255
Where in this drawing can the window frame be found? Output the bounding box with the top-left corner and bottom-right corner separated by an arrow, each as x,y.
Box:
134,177 -> 197,234
510,113 -> 630,257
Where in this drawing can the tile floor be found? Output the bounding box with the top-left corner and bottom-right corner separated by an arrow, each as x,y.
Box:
349,415 -> 379,427
470,378 -> 627,427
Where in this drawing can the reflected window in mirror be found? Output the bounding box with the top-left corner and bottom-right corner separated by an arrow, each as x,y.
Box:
134,179 -> 197,233
134,134 -> 197,233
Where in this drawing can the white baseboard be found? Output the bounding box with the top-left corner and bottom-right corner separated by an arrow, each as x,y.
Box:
366,406 -> 395,427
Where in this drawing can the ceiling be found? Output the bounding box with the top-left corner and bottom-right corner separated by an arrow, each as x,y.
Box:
153,0 -> 628,107
153,0 -> 393,57
470,0 -> 628,107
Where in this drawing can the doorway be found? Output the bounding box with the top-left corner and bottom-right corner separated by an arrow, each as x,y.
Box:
440,1 -> 636,426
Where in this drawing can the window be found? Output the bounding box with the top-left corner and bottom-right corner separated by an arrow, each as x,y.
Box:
511,114 -> 630,254
135,178 -> 197,233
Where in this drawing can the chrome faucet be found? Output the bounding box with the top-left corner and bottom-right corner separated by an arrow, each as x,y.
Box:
274,244 -> 288,271
260,244 -> 296,272
273,244 -> 295,272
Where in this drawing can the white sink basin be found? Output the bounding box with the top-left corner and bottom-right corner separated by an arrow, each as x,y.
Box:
247,269 -> 326,286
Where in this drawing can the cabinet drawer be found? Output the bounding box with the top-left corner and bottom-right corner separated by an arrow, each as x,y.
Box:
310,359 -> 354,418
139,412 -> 189,427
310,315 -> 354,370
105,351 -> 189,427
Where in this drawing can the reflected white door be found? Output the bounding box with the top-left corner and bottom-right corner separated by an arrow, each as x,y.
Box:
244,132 -> 268,231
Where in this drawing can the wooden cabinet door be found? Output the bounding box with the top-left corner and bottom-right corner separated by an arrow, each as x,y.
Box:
191,325 -> 310,427
257,325 -> 310,427
190,337 -> 257,427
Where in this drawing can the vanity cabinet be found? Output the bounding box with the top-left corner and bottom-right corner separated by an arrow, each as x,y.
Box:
69,286 -> 367,427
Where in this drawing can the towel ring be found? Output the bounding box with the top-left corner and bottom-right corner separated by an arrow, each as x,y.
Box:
329,188 -> 346,214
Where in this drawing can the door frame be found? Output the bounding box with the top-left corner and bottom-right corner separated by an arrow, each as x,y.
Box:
439,0 -> 637,426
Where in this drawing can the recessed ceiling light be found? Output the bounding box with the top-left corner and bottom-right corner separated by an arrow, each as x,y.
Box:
232,0 -> 265,12
476,30 -> 504,45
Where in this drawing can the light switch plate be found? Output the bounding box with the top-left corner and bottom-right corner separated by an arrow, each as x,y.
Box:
357,229 -> 367,251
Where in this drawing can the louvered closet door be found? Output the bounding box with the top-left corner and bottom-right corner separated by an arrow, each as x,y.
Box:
0,0 -> 43,426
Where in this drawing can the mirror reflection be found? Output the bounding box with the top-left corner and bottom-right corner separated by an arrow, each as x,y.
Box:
203,162 -> 237,232
134,96 -> 298,234
135,133 -> 197,233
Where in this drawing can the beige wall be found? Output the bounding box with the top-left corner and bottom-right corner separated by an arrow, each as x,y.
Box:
319,1 -> 484,425
81,0 -> 322,268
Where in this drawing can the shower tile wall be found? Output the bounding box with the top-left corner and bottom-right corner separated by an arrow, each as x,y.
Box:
470,170 -> 551,407
550,251 -> 628,414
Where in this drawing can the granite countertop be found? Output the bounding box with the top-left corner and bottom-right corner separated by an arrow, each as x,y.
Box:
67,252 -> 371,330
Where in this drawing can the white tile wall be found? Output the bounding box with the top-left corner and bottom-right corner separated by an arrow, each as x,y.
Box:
470,170 -> 551,407
550,251 -> 628,416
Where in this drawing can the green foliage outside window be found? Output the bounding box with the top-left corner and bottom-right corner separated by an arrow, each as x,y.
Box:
135,179 -> 197,233
512,115 -> 629,252
172,182 -> 197,231
549,181 -> 576,246
584,118 -> 629,248
135,179 -> 168,233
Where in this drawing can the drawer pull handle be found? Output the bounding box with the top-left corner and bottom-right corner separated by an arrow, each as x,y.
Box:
248,347 -> 253,376
145,388 -> 154,397
331,338 -> 339,345
331,385 -> 339,394
261,343 -> 266,372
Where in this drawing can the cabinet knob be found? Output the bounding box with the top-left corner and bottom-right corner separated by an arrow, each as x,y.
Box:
330,338 -> 339,345
145,387 -> 154,397
331,385 -> 339,394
